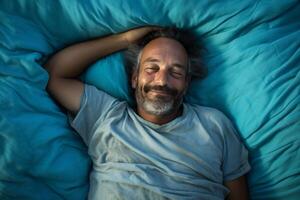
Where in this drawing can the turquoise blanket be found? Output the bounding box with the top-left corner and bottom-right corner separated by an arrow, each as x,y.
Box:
0,0 -> 299,199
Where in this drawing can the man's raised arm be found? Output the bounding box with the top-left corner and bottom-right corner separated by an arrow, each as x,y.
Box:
44,27 -> 156,114
225,175 -> 249,200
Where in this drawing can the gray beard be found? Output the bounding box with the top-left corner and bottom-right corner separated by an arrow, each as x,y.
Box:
142,98 -> 175,116
135,89 -> 183,117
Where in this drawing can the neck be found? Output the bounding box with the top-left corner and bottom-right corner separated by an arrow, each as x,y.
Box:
136,106 -> 183,125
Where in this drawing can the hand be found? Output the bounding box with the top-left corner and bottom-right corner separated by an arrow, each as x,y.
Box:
121,26 -> 161,45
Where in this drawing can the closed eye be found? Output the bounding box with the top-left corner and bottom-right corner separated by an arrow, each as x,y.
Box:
144,64 -> 159,74
170,71 -> 184,78
170,67 -> 185,79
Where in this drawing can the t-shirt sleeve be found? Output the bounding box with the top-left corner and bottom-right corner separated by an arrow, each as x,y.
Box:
68,84 -> 119,145
219,113 -> 251,181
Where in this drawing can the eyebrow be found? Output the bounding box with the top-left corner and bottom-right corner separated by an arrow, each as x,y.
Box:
142,57 -> 186,69
142,57 -> 160,64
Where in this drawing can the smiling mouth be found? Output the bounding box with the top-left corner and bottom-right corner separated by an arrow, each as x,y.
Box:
149,90 -> 172,96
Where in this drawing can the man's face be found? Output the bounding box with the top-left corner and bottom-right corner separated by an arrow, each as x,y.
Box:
132,37 -> 189,117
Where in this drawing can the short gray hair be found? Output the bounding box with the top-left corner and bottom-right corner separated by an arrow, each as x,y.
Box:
124,27 -> 206,80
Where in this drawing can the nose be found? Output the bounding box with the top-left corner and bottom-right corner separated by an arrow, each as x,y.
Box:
154,70 -> 168,86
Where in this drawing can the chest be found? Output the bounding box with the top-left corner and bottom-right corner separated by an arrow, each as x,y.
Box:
89,116 -> 224,180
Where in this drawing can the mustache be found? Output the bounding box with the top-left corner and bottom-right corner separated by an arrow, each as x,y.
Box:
144,84 -> 177,96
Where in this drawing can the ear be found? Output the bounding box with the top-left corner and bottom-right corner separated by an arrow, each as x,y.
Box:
131,70 -> 138,89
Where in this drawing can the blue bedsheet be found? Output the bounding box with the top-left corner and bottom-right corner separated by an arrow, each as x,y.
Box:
0,1 -> 299,199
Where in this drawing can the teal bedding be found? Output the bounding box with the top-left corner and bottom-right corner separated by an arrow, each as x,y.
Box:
0,0 -> 299,199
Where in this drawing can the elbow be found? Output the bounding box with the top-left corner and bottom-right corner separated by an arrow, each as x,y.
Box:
44,59 -> 61,93
44,57 -> 59,76
44,57 -> 68,82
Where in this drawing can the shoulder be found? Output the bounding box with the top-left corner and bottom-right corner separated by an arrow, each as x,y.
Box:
83,84 -> 124,107
187,104 -> 230,124
84,84 -> 117,100
79,83 -> 128,120
185,104 -> 236,137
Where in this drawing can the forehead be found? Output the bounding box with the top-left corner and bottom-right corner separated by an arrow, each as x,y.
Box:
140,37 -> 188,66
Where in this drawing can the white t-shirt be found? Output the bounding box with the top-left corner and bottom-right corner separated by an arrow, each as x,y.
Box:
70,84 -> 251,200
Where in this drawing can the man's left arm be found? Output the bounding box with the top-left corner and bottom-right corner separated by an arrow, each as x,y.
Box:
225,175 -> 249,200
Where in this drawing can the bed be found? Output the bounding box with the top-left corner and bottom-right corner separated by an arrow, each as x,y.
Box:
0,0 -> 299,199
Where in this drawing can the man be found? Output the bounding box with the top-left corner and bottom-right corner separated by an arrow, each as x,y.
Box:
45,27 -> 250,200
